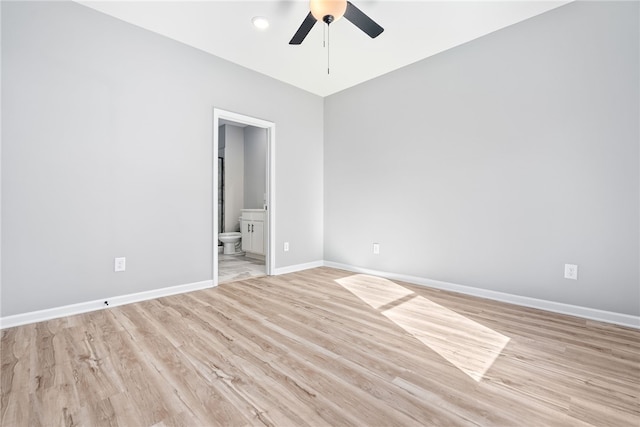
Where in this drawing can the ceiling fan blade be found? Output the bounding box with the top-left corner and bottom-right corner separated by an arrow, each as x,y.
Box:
289,12 -> 317,45
344,1 -> 384,39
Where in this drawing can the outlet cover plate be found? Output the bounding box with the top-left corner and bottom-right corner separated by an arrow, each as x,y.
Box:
373,243 -> 380,255
564,264 -> 578,280
284,242 -> 289,252
115,257 -> 126,272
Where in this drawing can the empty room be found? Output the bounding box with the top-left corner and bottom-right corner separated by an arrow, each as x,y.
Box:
1,0 -> 638,426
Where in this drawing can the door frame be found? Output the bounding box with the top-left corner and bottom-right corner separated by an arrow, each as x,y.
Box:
212,109 -> 275,285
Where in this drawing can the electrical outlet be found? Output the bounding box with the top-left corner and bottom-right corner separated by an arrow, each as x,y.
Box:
114,257 -> 126,272
284,242 -> 290,252
373,243 -> 380,255
564,264 -> 578,280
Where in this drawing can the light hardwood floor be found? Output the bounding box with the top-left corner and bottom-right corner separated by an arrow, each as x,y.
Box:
2,267 -> 639,426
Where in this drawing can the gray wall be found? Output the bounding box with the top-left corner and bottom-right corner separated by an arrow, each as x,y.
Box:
3,1 -> 636,319
324,1 -> 639,315
244,126 -> 267,210
223,125 -> 245,233
1,1 -> 324,316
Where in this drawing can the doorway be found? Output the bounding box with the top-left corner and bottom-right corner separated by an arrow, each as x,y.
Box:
213,109 -> 275,286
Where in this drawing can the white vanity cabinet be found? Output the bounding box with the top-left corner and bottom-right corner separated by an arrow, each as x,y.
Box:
241,209 -> 266,255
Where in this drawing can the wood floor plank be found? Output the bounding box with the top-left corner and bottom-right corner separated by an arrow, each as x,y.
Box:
2,267 -> 639,426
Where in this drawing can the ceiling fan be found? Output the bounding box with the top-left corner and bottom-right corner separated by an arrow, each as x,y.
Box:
289,0 -> 384,45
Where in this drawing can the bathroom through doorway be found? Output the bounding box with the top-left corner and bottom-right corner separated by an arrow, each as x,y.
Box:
212,109 -> 275,285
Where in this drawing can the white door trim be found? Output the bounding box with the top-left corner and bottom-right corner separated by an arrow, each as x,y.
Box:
212,109 -> 275,285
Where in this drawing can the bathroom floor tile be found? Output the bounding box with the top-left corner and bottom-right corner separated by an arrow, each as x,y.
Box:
218,253 -> 265,283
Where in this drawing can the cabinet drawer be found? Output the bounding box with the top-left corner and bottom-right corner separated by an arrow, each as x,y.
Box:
241,210 -> 266,221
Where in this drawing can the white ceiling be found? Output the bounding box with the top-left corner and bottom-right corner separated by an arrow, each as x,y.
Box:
79,1 -> 570,97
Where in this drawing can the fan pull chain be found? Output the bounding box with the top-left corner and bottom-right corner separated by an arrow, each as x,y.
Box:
327,23 -> 330,75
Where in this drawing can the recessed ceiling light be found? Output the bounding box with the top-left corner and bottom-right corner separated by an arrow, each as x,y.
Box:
252,16 -> 269,30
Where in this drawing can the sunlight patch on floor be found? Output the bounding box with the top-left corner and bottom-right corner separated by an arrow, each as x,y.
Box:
336,274 -> 510,382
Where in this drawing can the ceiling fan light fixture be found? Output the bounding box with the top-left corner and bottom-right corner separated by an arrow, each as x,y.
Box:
289,0 -> 383,45
310,0 -> 347,22
251,16 -> 270,30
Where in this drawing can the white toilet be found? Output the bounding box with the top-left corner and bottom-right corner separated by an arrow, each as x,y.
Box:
219,232 -> 242,254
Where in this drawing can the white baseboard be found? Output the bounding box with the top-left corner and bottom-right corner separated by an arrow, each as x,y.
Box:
274,260 -> 325,276
4,261 -> 638,330
0,279 -> 215,329
323,261 -> 640,329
